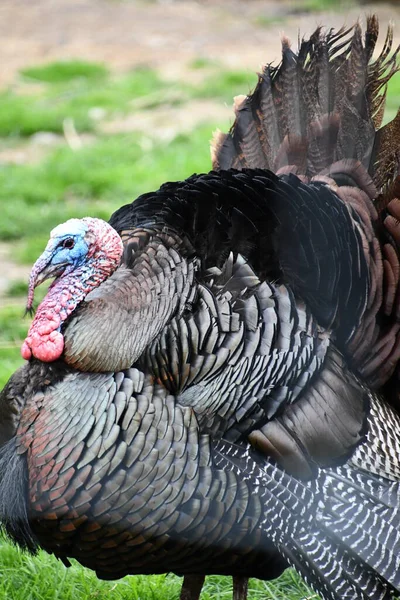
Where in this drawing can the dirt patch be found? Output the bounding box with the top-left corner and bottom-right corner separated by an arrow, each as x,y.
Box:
100,99 -> 232,138
1,1 -> 399,88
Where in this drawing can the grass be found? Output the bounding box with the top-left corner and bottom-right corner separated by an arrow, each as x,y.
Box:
0,539 -> 316,600
0,61 -> 252,137
286,0 -> 353,12
0,45 -> 399,600
385,70 -> 400,124
0,305 -> 27,388
191,70 -> 255,101
0,540 -> 180,600
0,67 -> 169,136
20,60 -> 109,84
253,15 -> 287,28
0,125 -> 215,255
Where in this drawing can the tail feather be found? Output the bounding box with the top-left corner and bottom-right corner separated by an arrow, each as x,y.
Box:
372,111 -> 400,196
316,466 -> 400,592
364,15 -> 379,64
258,67 -> 281,166
310,390 -> 400,597
367,20 -> 398,127
211,17 -> 400,193
213,376 -> 400,600
316,394 -> 400,589
211,17 -> 400,393
285,536 -> 395,600
214,439 -> 397,600
0,439 -> 37,553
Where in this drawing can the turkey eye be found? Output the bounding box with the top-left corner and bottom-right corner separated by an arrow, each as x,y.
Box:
62,238 -> 75,249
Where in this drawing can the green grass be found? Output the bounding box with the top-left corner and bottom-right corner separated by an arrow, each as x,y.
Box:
0,59 -> 253,137
0,303 -> 28,387
187,69 -> 255,103
0,539 -> 316,600
385,69 -> 400,124
0,67 -> 172,136
4,280 -> 28,297
21,60 -> 109,84
189,57 -> 222,70
0,286 -> 48,386
0,539 -> 181,600
252,15 -> 287,28
0,125 -> 215,254
287,0 -> 352,11
0,303 -> 29,344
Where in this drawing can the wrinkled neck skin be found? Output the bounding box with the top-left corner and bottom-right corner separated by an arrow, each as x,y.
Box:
21,261 -> 113,363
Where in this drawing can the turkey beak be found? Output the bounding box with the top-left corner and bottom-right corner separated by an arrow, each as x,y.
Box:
25,249 -> 67,314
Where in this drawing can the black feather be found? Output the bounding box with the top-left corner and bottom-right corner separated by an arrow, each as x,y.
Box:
0,439 -> 37,553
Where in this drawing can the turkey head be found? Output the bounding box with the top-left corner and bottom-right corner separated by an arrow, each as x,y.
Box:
21,217 -> 123,364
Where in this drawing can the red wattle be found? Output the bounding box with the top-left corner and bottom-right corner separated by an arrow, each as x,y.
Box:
22,330 -> 64,362
21,340 -> 32,360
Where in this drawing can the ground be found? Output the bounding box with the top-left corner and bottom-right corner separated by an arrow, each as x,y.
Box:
1,0 -> 399,86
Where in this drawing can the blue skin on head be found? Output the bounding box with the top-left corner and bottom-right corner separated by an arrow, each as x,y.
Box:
28,219 -> 93,299
48,234 -> 89,268
46,219 -> 90,270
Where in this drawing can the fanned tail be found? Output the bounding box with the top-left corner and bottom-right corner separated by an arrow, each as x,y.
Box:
211,17 -> 400,396
211,16 -> 400,195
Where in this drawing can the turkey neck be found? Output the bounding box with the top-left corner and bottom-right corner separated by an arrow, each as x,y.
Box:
36,262 -> 104,322
21,259 -> 119,364
63,237 -> 197,372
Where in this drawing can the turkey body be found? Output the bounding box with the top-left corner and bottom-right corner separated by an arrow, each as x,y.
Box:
1,362 -> 284,582
3,358 -> 400,600
1,15 -> 400,600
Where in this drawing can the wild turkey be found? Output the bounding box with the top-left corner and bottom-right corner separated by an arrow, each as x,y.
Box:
0,15 -> 400,600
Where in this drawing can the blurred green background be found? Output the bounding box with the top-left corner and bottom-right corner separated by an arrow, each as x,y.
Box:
0,0 -> 398,598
